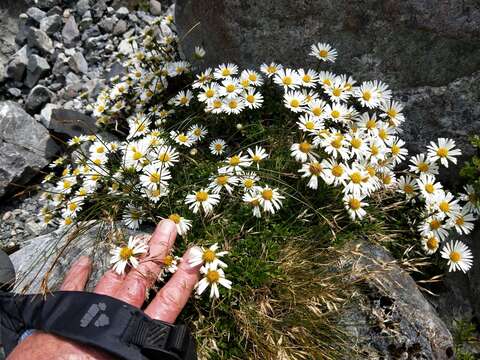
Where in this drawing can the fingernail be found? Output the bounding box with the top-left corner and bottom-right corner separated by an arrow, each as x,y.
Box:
187,246 -> 202,262
160,219 -> 176,233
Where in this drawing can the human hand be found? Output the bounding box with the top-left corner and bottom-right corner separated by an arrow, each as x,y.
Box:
7,220 -> 201,360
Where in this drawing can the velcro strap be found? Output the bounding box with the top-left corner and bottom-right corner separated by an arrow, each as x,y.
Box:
0,291 -> 197,360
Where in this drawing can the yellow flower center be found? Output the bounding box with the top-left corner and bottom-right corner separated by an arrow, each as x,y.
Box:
63,180 -> 72,189
349,198 -> 361,210
362,91 -> 372,101
391,144 -> 400,155
366,119 -> 376,130
439,201 -> 450,212
299,141 -> 312,153
226,84 -> 236,93
214,143 -> 223,151
246,94 -> 255,103
194,128 -> 202,136
418,162 -> 429,172
436,147 -> 448,158
221,68 -> 231,76
430,219 -> 441,230
169,213 -> 181,224
163,255 -> 173,266
319,49 -> 328,58
370,145 -> 379,156
387,108 -> 397,118
240,79 -> 250,87
426,237 -> 438,250
120,247 -> 133,260
455,216 -> 465,226
331,165 -> 344,177
244,178 -> 254,188
213,99 -> 222,108
196,191 -> 209,202
332,88 -> 342,97
206,89 -> 215,98
305,121 -> 315,130
216,175 -> 229,185
228,100 -> 238,109
178,134 -> 188,142
179,97 -> 189,105
229,155 -> 241,166
424,183 -> 435,194
133,151 -> 143,160
206,269 -> 220,283
248,73 -> 257,81
404,184 -> 414,194
282,76 -> 292,86
331,138 -> 342,149
302,74 -> 311,83
64,217 -> 73,225
312,107 -> 322,116
331,110 -> 340,119
267,66 -> 277,74
149,172 -> 160,183
68,203 -> 77,211
309,162 -> 323,175
350,138 -> 362,149
290,99 -> 300,108
450,251 -> 461,263
262,189 -> 273,200
203,249 -> 216,263
158,152 -> 171,162
350,172 -> 362,184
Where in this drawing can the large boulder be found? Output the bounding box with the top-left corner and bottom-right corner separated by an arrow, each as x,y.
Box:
342,242 -> 454,359
10,224 -> 153,293
0,0 -> 28,71
176,0 -> 480,158
0,101 -> 59,198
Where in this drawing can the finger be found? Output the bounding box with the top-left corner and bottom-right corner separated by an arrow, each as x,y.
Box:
93,269 -> 125,296
60,256 -> 92,291
144,247 -> 201,322
115,220 -> 177,307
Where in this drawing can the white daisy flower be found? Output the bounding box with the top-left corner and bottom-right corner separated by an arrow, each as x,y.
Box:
168,213 -> 192,236
299,161 -> 326,190
219,78 -> 242,98
110,236 -> 149,275
221,152 -> 252,173
123,206 -> 143,230
419,215 -> 449,241
240,69 -> 263,86
247,146 -> 268,169
397,175 -> 418,199
353,81 -> 379,108
448,207 -> 476,235
416,173 -> 443,199
210,139 -> 227,156
223,97 -> 245,115
196,266 -> 232,299
422,235 -> 440,255
343,194 -> 368,220
194,46 -> 206,59
242,89 -> 264,109
188,124 -> 208,142
213,63 -> 238,79
197,83 -> 220,103
426,138 -> 462,168
310,42 -> 337,62
242,192 -> 262,218
274,68 -> 300,90
408,154 -> 439,175
258,186 -> 284,214
239,172 -> 260,192
387,136 -> 408,164
209,171 -> 239,194
432,191 -> 460,218
307,100 -> 327,119
379,100 -> 405,127
140,163 -> 171,190
283,91 -> 306,113
322,160 -> 347,187
170,90 -> 193,107
170,130 -> 195,147
297,114 -> 321,133
260,62 -> 283,77
297,68 -> 318,87
459,185 -> 480,215
156,145 -> 179,167
290,140 -> 316,163
189,243 -> 228,269
185,189 -> 220,214
440,240 -> 473,273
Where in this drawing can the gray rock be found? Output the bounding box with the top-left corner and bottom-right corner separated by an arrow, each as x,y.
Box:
398,71 -> 480,177
26,7 -> 46,23
0,62 -> 4,83
25,85 -> 53,113
24,220 -> 43,236
39,103 -> 59,127
106,62 -> 125,81
62,16 -> 80,47
98,17 -> 115,33
113,19 -> 127,35
39,14 -> 62,35
68,52 -> 88,74
91,0 -> 108,20
0,0 -> 28,70
342,242 -> 454,359
65,71 -> 80,85
76,0 -> 91,17
0,249 -> 15,289
81,25 -> 100,41
78,17 -> 93,32
27,27 -> 54,55
176,0 -> 480,89
10,224 -> 153,293
48,108 -> 97,136
32,0 -> 60,10
25,54 -> 50,88
0,101 -> 59,198
4,46 -> 29,82
150,0 -> 162,16
116,7 -> 129,19
7,88 -> 21,98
